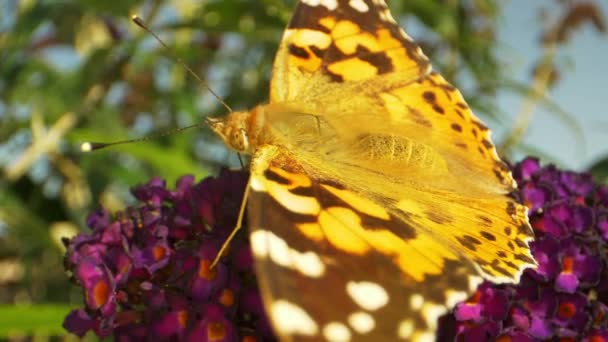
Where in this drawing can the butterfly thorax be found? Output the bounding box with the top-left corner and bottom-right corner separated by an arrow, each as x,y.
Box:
207,105 -> 268,154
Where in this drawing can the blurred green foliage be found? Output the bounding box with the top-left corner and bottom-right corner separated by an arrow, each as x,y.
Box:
0,0 -> 606,338
0,305 -> 73,337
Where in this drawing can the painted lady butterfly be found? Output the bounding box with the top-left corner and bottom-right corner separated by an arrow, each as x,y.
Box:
208,0 -> 536,340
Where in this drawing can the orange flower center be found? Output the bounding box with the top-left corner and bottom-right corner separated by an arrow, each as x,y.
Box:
562,256 -> 574,273
207,322 -> 226,341
558,302 -> 576,319
198,259 -> 217,280
219,289 -> 235,307
93,280 -> 110,308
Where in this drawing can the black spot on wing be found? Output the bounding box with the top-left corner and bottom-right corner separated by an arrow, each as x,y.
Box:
518,223 -> 533,235
514,253 -> 535,264
407,106 -> 433,128
480,231 -> 496,241
290,186 -> 315,197
457,235 -> 482,252
264,169 -> 291,185
288,43 -> 310,59
309,45 -> 325,58
514,237 -> 528,248
494,169 -> 506,183
506,202 -> 517,216
421,90 -> 445,114
356,46 -> 393,74
432,105 -> 445,114
489,261 -> 512,277
450,123 -> 462,132
326,70 -> 345,82
425,210 -> 452,224
422,91 -> 436,102
287,2 -> 333,33
476,215 -> 493,227
472,120 -> 489,131
456,102 -> 468,110
481,139 -> 493,149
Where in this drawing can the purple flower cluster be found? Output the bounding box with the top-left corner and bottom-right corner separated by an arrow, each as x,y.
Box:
438,157 -> 608,341
63,169 -> 275,341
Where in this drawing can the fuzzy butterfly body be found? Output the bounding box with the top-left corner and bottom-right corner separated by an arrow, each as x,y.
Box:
208,0 -> 536,340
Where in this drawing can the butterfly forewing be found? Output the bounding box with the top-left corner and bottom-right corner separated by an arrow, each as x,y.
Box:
270,0 -> 430,103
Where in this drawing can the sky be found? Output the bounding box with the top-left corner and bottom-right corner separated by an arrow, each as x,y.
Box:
496,1 -> 608,171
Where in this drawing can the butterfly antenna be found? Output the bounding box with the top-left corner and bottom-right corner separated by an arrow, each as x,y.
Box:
80,123 -> 205,152
131,15 -> 233,114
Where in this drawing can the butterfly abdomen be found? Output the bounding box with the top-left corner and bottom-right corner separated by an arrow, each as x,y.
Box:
352,134 -> 448,173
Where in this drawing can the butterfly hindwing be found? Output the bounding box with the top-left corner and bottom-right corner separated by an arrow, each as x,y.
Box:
248,145 -> 484,340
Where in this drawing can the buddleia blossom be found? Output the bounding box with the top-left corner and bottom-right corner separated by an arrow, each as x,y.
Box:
62,170 -> 275,341
438,157 -> 608,341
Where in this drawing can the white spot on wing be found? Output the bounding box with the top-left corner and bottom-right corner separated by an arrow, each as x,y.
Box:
445,289 -> 468,309
271,184 -> 321,215
267,230 -> 292,267
250,230 -> 270,257
399,28 -> 413,41
348,0 -> 369,12
421,302 -> 447,330
414,332 -> 435,342
397,319 -> 413,339
468,274 -> 484,291
249,230 -> 325,277
409,293 -> 424,310
250,176 -> 266,191
323,322 -> 351,342
346,281 -> 389,311
379,8 -> 396,24
301,0 -> 338,10
292,251 -> 325,277
271,300 -> 318,335
348,311 -> 375,334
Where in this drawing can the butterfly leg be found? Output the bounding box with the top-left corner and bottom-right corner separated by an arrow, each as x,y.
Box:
210,178 -> 251,269
236,152 -> 245,169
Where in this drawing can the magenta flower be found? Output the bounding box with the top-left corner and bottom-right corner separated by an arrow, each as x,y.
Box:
63,169 -> 273,341
438,157 -> 608,341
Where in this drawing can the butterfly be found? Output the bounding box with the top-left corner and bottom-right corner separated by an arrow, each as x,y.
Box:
207,0 -> 536,340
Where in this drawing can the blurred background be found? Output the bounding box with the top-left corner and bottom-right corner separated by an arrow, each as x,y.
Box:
0,0 -> 606,339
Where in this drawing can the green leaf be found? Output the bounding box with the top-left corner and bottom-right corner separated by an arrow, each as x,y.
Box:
0,304 -> 73,336
589,156 -> 608,185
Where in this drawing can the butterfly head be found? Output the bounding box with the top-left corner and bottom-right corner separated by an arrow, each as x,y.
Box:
206,106 -> 266,154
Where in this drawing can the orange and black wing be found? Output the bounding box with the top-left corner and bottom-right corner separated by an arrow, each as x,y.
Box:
270,0 -> 429,102
247,145 -> 483,341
